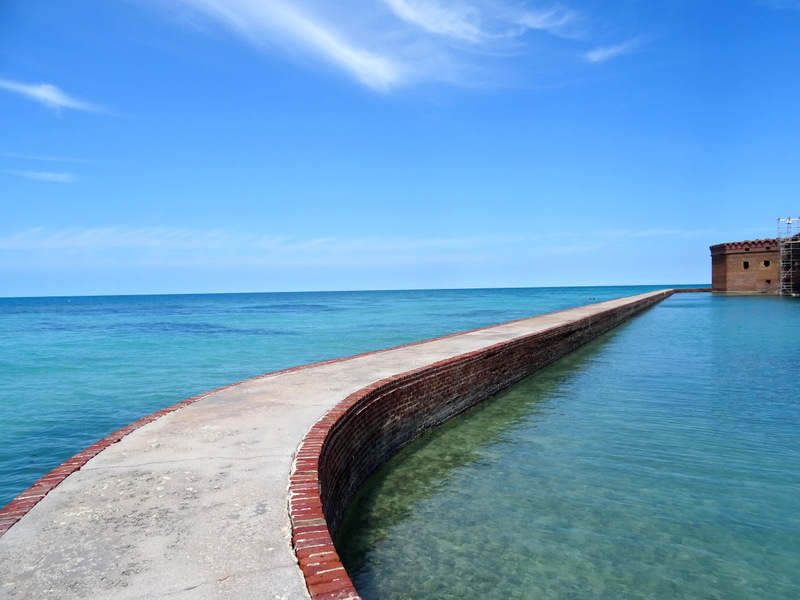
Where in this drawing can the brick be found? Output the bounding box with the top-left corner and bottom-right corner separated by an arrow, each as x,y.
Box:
314,590 -> 361,600
292,524 -> 328,536
305,567 -> 349,586
294,537 -> 332,551
295,547 -> 339,562
0,516 -> 20,529
308,579 -> 351,597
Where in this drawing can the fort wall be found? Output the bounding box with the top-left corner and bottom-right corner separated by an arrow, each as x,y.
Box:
289,290 -> 673,600
710,239 -> 779,293
0,290 -> 678,600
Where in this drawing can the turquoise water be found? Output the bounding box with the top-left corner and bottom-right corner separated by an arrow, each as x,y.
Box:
0,285 -> 675,509
338,293 -> 800,600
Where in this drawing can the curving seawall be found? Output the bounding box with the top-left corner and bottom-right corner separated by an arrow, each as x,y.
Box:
1,289 -> 676,600
290,289 -> 673,600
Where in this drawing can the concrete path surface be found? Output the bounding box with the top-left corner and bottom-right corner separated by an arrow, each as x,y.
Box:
0,291 -> 670,600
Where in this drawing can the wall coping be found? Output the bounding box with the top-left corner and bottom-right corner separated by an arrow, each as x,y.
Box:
0,308 -> 568,535
710,239 -> 779,255
0,290 -> 675,600
288,290 -> 673,600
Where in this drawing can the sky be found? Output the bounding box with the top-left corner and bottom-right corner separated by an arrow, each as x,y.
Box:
1,0 -> 799,297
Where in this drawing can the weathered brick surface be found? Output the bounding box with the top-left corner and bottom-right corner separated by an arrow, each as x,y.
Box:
290,291 -> 672,600
1,290 -> 672,600
710,239 -> 779,293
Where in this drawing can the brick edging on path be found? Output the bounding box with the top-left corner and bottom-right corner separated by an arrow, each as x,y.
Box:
0,391 -> 219,537
0,299 -> 607,538
288,290 -> 674,600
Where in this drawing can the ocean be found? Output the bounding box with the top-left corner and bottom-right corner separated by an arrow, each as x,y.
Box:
337,291 -> 800,600
0,285 -> 675,509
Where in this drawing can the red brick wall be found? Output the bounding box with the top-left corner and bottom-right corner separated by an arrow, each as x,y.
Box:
289,290 -> 674,600
710,239 -> 779,293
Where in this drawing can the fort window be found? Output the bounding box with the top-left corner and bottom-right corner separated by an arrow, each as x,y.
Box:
743,261 -> 750,269
745,248 -> 750,251
764,260 -> 771,267
767,280 -> 772,284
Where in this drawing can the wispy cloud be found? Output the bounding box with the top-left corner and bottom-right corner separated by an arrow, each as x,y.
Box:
0,228 -> 526,280
585,38 -> 641,63
0,226 -> 708,265
0,78 -> 104,113
4,170 -> 77,183
153,0 -> 403,91
2,153 -> 97,164
0,226 -> 526,255
143,0 -> 594,90
605,228 -> 712,239
0,227 -> 237,251
380,0 -> 487,42
379,0 -> 578,42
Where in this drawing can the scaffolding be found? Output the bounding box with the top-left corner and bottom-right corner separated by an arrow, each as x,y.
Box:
778,217 -> 800,296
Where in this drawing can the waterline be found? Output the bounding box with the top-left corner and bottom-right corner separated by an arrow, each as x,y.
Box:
0,285 -> 680,508
339,293 -> 800,600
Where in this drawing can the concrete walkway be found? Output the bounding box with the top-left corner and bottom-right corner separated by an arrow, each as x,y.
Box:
0,291 -> 671,600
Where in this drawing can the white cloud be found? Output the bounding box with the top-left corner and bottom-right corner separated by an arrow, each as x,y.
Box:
0,226 -> 709,266
0,226 -> 526,255
155,0 -> 403,91
0,227 -> 541,275
605,228 -> 713,239
4,170 -> 77,183
380,0 -> 487,42
516,7 -> 577,34
2,153 -> 96,164
269,3 -> 402,91
379,0 -> 578,43
143,0 -> 590,90
585,39 -> 641,63
0,226 -> 710,293
0,79 -> 104,113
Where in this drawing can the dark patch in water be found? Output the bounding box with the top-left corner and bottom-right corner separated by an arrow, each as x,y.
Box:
253,303 -> 343,314
443,309 -> 514,320
133,322 -> 295,336
33,321 -> 295,336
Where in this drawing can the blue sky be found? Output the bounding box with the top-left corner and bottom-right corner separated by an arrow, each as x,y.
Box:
2,0 -> 799,297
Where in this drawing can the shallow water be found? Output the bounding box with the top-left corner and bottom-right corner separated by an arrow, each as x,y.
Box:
338,293 -> 800,600
0,285 -> 673,508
